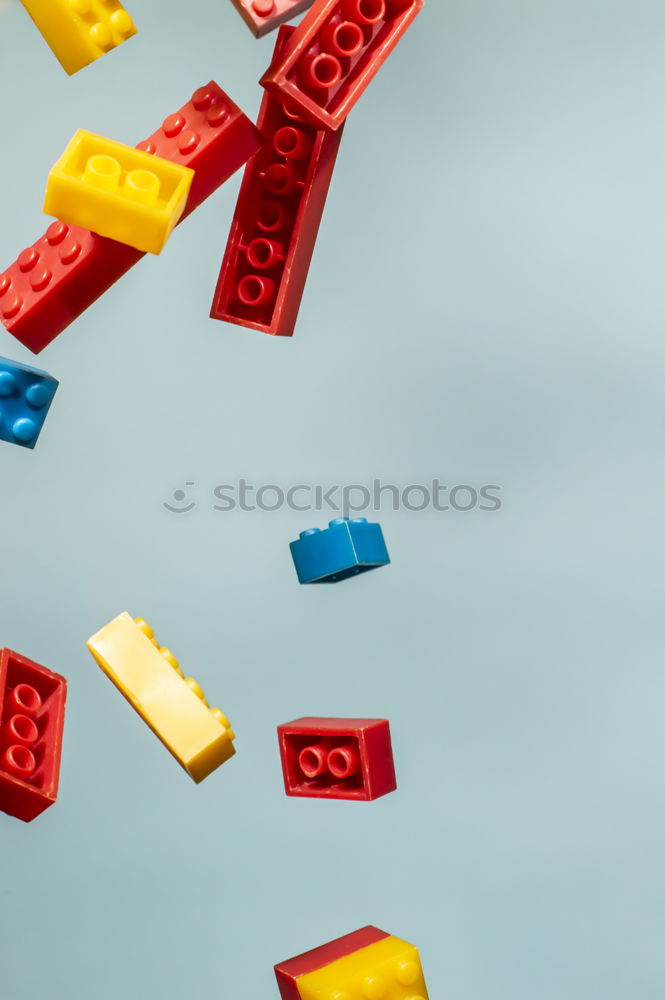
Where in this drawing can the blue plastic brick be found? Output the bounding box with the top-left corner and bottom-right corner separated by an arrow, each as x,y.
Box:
0,358 -> 58,449
289,517 -> 390,584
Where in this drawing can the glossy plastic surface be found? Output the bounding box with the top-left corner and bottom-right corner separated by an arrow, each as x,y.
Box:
19,0 -> 136,75
261,0 -> 424,130
277,717 -> 396,800
0,357 -> 58,449
289,516 -> 390,583
1,83 -> 262,354
229,0 -> 314,37
276,926 -> 390,1000
211,26 -> 343,337
0,649 -> 67,822
44,131 -> 193,254
87,612 -> 235,783
296,934 -> 429,1000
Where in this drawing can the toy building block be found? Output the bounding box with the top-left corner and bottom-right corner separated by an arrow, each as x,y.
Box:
277,717 -> 396,800
261,0 -> 424,131
1,84 -> 262,355
229,0 -> 314,38
0,357 -> 58,449
275,926 -> 429,1000
0,649 -> 67,822
210,25 -> 343,337
19,0 -> 137,76
290,517 -> 389,583
44,132 -> 194,255
87,613 -> 235,783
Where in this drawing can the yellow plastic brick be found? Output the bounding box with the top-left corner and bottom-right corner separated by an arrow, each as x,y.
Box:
87,612 -> 235,783
297,936 -> 429,1000
44,131 -> 194,254
20,0 -> 137,76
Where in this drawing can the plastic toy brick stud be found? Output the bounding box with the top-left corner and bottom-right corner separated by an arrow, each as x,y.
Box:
2,82 -> 262,354
229,0 -> 315,38
0,357 -> 58,449
19,0 -> 137,76
278,717 -> 396,800
44,132 -> 194,255
261,0 -> 425,131
0,649 -> 67,822
290,517 -> 389,583
210,25 -> 343,337
87,613 -> 235,783
275,926 -> 429,1000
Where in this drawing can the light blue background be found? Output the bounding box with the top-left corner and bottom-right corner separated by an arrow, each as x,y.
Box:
1,0 -> 665,996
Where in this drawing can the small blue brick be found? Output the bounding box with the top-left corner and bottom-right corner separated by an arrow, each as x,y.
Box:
0,357 -> 59,450
289,517 -> 390,584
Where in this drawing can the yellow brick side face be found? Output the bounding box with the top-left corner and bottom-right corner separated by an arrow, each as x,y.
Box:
296,937 -> 429,1000
44,131 -> 193,254
20,0 -> 137,75
87,612 -> 235,783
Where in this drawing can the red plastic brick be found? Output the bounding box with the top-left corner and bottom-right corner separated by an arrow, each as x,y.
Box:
275,926 -> 390,1000
1,83 -> 262,354
261,0 -> 424,131
0,649 -> 67,822
229,0 -> 315,38
277,717 -> 396,801
210,26 -> 343,337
